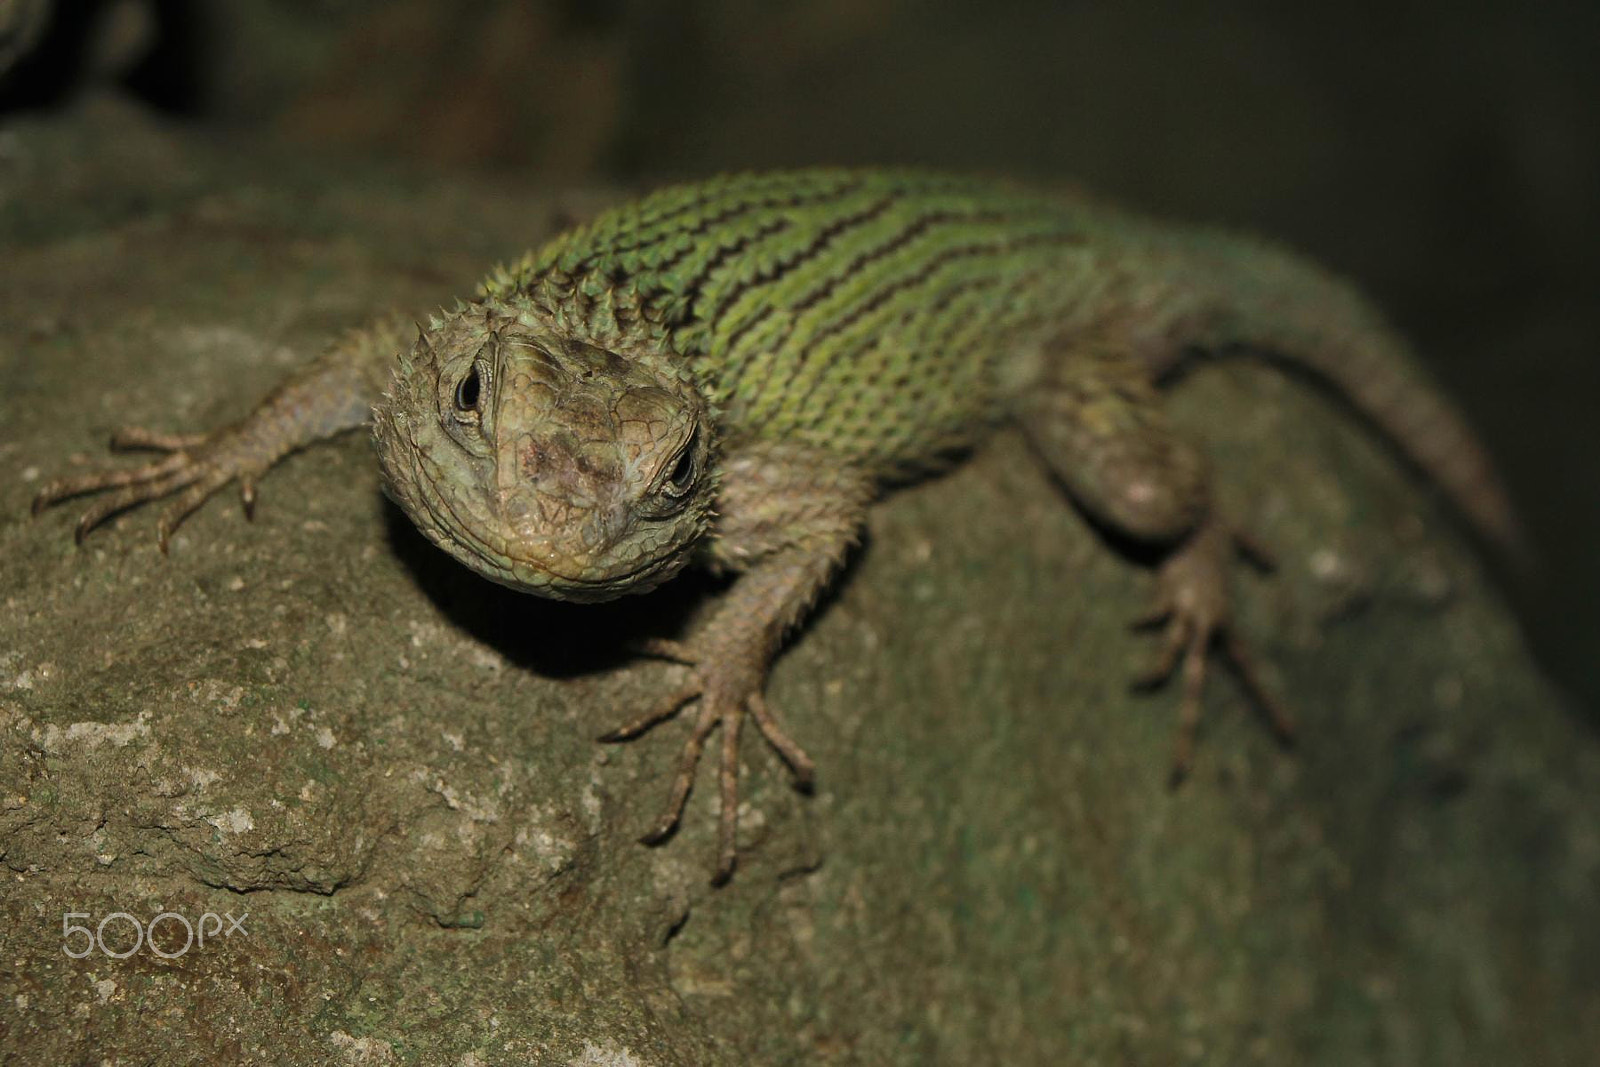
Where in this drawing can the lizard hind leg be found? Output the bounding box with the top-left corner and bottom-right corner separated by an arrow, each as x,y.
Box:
1016,337 -> 1292,780
1133,518 -> 1294,784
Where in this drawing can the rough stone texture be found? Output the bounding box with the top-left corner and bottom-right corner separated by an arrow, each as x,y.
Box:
2,103 -> 1597,1065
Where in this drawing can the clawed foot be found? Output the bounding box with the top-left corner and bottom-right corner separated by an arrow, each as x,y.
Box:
1133,520 -> 1293,784
32,423 -> 271,551
601,638 -> 815,885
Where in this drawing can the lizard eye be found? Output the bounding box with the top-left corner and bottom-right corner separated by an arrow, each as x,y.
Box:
668,448 -> 695,491
663,429 -> 698,496
454,364 -> 482,413
437,356 -> 494,457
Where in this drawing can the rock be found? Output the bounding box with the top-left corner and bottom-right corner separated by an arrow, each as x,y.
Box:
2,102 -> 1596,1065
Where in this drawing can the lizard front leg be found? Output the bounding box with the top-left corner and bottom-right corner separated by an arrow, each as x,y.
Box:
1017,336 -> 1292,781
33,317 -> 407,549
602,444 -> 872,884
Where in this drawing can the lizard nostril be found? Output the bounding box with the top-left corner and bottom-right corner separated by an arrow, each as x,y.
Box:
518,443 -> 543,482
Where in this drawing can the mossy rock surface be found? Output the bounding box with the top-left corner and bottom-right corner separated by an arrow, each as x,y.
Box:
1,104 -> 1596,1065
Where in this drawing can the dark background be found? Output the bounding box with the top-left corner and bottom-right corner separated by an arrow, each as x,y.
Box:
4,0 -> 1596,712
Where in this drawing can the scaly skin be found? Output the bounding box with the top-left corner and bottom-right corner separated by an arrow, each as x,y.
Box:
34,169 -> 1520,883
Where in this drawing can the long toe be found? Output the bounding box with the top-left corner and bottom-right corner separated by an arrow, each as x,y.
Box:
749,692 -> 815,790
1167,626 -> 1211,786
599,680 -> 702,742
34,452 -> 190,514
109,426 -> 208,452
1223,634 -> 1295,743
72,466 -> 205,544
712,705 -> 744,885
1135,615 -> 1192,690
640,699 -> 721,845
156,469 -> 234,553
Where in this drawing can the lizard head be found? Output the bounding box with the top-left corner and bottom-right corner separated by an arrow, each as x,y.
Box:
372,304 -> 715,602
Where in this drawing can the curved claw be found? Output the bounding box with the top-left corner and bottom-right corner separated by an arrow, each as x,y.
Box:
712,706 -> 744,885
1167,621 -> 1211,788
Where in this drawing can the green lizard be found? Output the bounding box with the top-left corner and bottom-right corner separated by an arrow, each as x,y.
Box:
33,169 -> 1519,883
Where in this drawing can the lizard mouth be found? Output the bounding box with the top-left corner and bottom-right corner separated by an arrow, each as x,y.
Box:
400,452 -> 680,602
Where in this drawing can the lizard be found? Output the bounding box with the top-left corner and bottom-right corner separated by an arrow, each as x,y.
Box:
32,169 -> 1521,884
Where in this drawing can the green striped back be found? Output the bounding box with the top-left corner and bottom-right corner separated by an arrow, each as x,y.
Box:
488,171 -> 1100,477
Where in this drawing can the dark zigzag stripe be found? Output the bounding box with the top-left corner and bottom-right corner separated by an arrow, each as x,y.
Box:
572,175 -> 867,279
701,192 -> 902,334
702,196 -> 912,401
578,176 -> 777,260
783,275 -> 1006,432
724,206 -> 1068,375
736,218 -> 1080,403
631,170 -> 854,233
677,218 -> 792,313
802,230 -> 1082,353
788,208 -> 1017,315
779,267 -> 1050,455
719,305 -> 774,363
774,231 -> 1084,415
672,185 -> 903,312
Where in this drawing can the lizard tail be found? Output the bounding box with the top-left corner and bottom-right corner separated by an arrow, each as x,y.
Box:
1138,229 -> 1527,562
